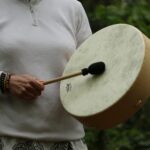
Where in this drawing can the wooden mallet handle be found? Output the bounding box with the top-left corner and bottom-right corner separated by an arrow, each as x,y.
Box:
43,61 -> 105,85
44,72 -> 82,85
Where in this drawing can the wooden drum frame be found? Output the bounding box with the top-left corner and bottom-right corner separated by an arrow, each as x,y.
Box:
60,24 -> 150,129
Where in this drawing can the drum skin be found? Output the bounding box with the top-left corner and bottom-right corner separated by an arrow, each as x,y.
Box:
60,24 -> 150,129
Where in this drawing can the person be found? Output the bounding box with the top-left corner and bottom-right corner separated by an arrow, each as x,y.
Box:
0,0 -> 92,149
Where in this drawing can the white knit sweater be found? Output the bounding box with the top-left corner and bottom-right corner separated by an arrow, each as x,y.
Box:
0,0 -> 91,141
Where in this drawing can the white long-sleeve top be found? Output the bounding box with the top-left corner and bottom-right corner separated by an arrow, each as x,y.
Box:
0,0 -> 92,141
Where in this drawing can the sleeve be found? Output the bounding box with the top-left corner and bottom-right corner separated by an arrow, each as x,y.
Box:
75,2 -> 92,48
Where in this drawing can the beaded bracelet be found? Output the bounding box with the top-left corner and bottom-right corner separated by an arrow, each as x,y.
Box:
0,72 -> 11,94
4,73 -> 11,93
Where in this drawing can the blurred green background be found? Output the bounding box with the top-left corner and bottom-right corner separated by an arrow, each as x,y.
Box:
79,0 -> 150,150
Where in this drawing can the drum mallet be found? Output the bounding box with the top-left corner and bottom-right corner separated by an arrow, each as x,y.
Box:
44,62 -> 105,85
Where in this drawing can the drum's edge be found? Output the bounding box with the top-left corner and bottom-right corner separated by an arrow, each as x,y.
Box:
60,24 -> 145,115
77,33 -> 150,129
62,24 -> 145,117
60,24 -> 150,129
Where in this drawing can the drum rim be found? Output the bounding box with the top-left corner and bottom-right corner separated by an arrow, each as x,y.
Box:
60,23 -> 146,117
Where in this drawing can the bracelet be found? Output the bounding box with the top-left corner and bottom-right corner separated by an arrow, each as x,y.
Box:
0,72 -> 11,94
5,73 -> 11,93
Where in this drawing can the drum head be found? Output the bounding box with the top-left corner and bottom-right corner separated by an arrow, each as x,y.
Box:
60,24 -> 145,127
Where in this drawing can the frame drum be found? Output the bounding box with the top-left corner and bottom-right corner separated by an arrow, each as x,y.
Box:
60,24 -> 150,129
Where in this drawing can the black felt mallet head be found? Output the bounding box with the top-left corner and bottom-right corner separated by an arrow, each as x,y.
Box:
44,61 -> 106,85
82,62 -> 106,76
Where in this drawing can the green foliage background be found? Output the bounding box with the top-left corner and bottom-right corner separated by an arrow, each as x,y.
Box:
78,0 -> 150,149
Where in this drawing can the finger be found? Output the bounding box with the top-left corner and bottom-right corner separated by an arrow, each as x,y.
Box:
25,84 -> 42,96
38,80 -> 45,87
18,86 -> 40,99
29,80 -> 44,91
21,75 -> 44,90
36,80 -> 45,91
